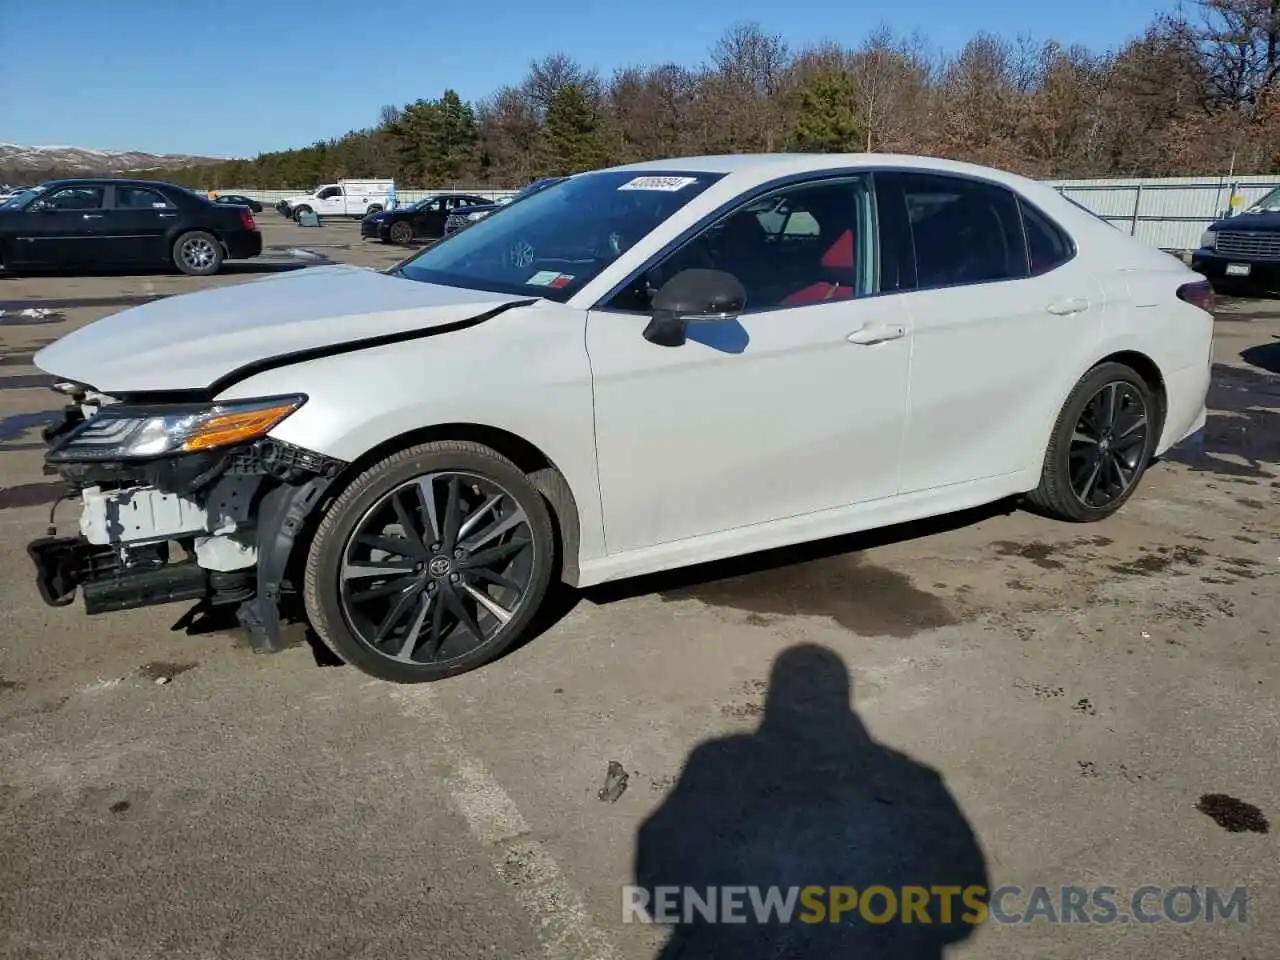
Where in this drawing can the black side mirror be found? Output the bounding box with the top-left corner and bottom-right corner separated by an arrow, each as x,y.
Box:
643,268 -> 747,347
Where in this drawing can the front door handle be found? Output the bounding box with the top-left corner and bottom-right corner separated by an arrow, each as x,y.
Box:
847,324 -> 906,345
82,213 -> 103,220
1046,297 -> 1090,315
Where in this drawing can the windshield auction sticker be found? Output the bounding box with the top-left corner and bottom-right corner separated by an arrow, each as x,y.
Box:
618,176 -> 700,192
526,271 -> 575,288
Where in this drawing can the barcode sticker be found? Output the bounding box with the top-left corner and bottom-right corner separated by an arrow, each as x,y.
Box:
618,176 -> 699,192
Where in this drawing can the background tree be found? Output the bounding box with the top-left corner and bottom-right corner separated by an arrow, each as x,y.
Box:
16,12 -> 1280,188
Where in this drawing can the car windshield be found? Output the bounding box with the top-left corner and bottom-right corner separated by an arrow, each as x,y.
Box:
1,188 -> 38,209
396,170 -> 723,302
1246,186 -> 1280,212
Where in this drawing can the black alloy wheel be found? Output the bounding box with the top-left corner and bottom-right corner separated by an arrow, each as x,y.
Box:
1027,362 -> 1159,522
304,441 -> 555,682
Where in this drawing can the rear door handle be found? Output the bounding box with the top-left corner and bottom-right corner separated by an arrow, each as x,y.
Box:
82,213 -> 103,220
847,324 -> 906,345
1046,297 -> 1090,315
159,213 -> 176,218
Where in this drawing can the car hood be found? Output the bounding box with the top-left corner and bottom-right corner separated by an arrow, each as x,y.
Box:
1210,211 -> 1280,231
34,265 -> 535,394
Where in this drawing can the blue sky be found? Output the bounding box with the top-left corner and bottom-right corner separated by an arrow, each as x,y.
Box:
1,0 -> 1176,159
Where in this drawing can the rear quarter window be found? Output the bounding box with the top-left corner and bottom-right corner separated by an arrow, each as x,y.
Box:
1019,200 -> 1075,275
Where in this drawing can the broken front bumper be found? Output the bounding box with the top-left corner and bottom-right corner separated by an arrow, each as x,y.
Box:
29,413 -> 344,652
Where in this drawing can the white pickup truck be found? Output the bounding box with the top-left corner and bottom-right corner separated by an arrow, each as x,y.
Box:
280,179 -> 395,220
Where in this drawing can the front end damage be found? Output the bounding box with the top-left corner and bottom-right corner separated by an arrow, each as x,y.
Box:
28,384 -> 344,653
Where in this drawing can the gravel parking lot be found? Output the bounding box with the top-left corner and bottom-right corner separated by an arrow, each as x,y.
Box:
1,216 -> 1277,959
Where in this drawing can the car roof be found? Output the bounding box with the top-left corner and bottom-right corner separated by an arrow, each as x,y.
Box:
39,177 -> 185,189
599,153 -> 1045,193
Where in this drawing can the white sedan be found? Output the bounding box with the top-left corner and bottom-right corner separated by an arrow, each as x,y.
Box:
30,154 -> 1212,683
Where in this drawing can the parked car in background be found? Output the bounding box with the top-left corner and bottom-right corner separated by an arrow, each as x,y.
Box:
26,154 -> 1211,684
215,193 -> 263,213
361,193 -> 491,244
0,177 -> 261,275
281,179 -> 395,221
1192,211 -> 1280,293
442,177 -> 568,236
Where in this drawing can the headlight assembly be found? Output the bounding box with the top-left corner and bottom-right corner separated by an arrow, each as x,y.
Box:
47,395 -> 306,462
1200,229 -> 1218,250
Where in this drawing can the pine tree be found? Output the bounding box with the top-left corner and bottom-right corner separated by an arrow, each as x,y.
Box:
791,69 -> 863,152
539,83 -> 607,175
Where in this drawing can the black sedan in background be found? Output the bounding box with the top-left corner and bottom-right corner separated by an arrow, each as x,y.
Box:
0,178 -> 262,276
442,177 -> 569,236
361,193 -> 490,244
215,193 -> 264,213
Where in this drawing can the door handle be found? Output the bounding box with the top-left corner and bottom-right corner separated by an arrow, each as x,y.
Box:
847,324 -> 906,345
159,213 -> 176,218
82,213 -> 103,219
1046,297 -> 1090,315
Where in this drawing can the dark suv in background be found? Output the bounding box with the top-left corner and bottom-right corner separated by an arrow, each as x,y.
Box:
1192,186 -> 1280,292
0,178 -> 262,276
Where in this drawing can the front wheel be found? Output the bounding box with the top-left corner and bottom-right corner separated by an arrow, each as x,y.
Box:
388,220 -> 414,245
303,441 -> 556,683
293,205 -> 312,222
173,231 -> 224,276
1026,362 -> 1159,522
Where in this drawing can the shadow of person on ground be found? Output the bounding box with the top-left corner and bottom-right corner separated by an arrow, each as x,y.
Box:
634,644 -> 989,959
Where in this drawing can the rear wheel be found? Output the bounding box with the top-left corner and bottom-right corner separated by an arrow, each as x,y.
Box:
389,220 -> 414,245
293,205 -> 312,222
1027,362 -> 1158,522
173,231 -> 223,276
303,441 -> 556,683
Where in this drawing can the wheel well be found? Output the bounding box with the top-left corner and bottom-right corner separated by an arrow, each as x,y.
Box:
1094,350 -> 1167,430
332,423 -> 583,585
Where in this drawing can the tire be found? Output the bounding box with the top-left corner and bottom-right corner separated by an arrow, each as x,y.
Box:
366,204 -> 383,215
388,220 -> 414,245
1026,362 -> 1160,522
173,230 -> 224,276
293,205 -> 312,222
303,440 -> 556,683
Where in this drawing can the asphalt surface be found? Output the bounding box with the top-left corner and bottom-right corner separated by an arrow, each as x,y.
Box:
1,217 -> 1277,959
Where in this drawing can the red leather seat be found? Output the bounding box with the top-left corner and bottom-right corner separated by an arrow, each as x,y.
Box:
780,229 -> 857,306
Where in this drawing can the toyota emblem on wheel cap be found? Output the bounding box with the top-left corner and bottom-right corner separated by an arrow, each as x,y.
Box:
428,556 -> 453,577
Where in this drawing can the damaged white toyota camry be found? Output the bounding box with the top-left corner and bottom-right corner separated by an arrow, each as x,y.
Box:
29,154 -> 1213,683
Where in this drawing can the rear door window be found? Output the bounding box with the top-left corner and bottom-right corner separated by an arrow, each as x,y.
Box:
886,172 -> 1029,289
115,186 -> 174,210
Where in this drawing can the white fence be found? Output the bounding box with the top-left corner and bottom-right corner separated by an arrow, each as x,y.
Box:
224,174 -> 1280,251
224,187 -> 518,205
1044,175 -> 1280,251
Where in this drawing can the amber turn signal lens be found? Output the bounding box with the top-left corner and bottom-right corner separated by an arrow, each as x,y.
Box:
181,400 -> 303,452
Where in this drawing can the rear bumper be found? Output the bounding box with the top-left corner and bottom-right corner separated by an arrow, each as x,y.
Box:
225,230 -> 263,260
1156,361 -> 1211,456
1190,250 -> 1280,289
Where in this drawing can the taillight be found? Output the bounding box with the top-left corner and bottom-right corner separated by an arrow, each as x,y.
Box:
1176,279 -> 1214,313
239,208 -> 256,230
